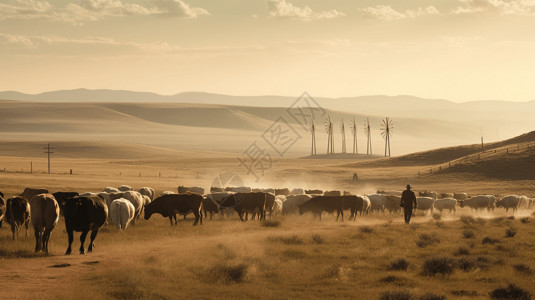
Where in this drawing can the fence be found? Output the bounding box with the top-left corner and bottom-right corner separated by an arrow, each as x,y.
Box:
417,141 -> 535,176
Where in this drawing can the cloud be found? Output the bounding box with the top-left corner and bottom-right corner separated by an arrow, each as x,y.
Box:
268,0 -> 345,21
452,0 -> 535,15
0,0 -> 209,23
359,5 -> 440,20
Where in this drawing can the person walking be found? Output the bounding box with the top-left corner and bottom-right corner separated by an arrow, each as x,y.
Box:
400,184 -> 417,224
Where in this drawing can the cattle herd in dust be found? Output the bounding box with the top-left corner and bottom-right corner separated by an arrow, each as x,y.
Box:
0,186 -> 533,255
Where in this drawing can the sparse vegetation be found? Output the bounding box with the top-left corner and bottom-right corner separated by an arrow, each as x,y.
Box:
454,246 -> 470,256
388,258 -> 410,271
380,290 -> 413,300
451,290 -> 478,297
419,293 -> 446,300
505,227 -> 517,238
416,233 -> 440,248
460,216 -> 475,225
489,284 -> 531,300
311,234 -> 324,244
520,217 -> 530,224
463,229 -> 475,239
482,237 -> 500,245
360,226 -> 373,233
262,220 -> 281,227
208,263 -> 249,283
422,257 -> 455,276
268,235 -> 303,245
513,264 -> 533,275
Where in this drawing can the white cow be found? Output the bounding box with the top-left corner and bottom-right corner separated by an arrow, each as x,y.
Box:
282,194 -> 312,215
360,195 -> 371,216
103,187 -> 119,193
290,188 -> 304,195
434,198 -> 457,214
118,185 -> 134,192
272,199 -> 283,217
121,191 -> 144,223
459,195 -> 495,211
367,194 -> 386,213
138,187 -> 155,201
416,197 -> 435,214
110,199 -> 135,231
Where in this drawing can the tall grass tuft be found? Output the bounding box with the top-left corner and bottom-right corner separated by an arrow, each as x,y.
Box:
462,229 -> 475,239
208,263 -> 249,283
505,227 -> 517,238
416,233 -> 440,248
388,258 -> 410,271
380,290 -> 413,300
422,257 -> 455,276
489,284 -> 531,300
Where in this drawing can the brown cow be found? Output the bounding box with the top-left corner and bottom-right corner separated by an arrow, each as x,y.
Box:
0,191 -> 4,228
219,192 -> 275,222
202,196 -> 220,220
144,193 -> 203,226
5,196 -> 31,239
22,188 -> 48,201
30,194 -> 60,253
299,196 -> 361,221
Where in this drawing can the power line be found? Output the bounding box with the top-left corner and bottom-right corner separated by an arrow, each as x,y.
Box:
43,143 -> 54,174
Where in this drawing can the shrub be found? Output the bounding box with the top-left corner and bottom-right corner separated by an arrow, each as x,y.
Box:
311,234 -> 324,244
476,218 -> 486,225
380,290 -> 413,300
463,230 -> 475,239
360,226 -> 373,233
454,247 -> 470,256
513,264 -> 533,275
505,227 -> 517,238
456,258 -> 474,271
268,235 -> 303,245
419,293 -> 446,300
489,284 -> 531,300
482,237 -> 500,245
520,217 -> 530,224
507,216 -> 515,220
262,220 -> 281,227
460,216 -> 475,225
416,233 -> 440,248
422,257 -> 455,276
451,290 -> 478,297
388,258 -> 410,271
432,213 -> 441,221
208,263 -> 248,283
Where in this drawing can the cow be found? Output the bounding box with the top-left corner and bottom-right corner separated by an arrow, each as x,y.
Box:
5,196 -> 31,239
110,198 -> 135,231
360,195 -> 371,216
178,186 -> 205,194
299,196 -> 361,221
453,193 -> 468,201
30,194 -> 59,253
219,192 -> 274,222
496,195 -> 521,213
0,191 -> 4,228
52,192 -> 79,215
61,195 -> 108,255
138,187 -> 155,201
290,188 -> 304,195
119,191 -> 144,224
225,186 -> 252,193
202,196 -> 220,220
22,188 -> 48,202
142,195 -> 151,206
439,193 -> 454,199
145,193 -> 203,226
384,195 -> 401,214
282,194 -> 312,215
103,187 -> 119,193
378,190 -> 403,197
459,195 -> 495,212
305,189 -> 323,195
210,187 -> 224,193
416,197 -> 435,215
434,198 -> 457,214
118,185 -> 133,192
272,199 -> 283,217
324,190 -> 341,197
418,191 -> 437,200
275,188 -> 290,196
367,194 -> 386,214
207,192 -> 235,218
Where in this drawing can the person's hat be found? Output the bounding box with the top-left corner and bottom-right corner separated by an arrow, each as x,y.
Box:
406,184 -> 412,189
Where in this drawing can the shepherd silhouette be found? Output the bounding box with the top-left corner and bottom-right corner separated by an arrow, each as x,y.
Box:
400,184 -> 417,224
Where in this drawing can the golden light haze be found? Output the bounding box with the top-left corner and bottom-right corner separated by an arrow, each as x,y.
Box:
1,0 -> 535,101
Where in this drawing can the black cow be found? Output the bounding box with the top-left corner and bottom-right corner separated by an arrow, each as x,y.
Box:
144,193 -> 203,226
202,197 -> 220,220
0,191 -> 5,228
299,196 -> 361,221
53,191 -> 79,215
305,189 -> 323,195
5,196 -> 31,239
220,192 -> 275,222
62,195 -> 108,255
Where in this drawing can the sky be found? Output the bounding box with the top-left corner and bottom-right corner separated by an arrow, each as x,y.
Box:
1,0 -> 535,102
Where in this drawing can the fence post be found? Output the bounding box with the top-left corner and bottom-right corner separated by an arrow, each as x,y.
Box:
439,166 -> 442,171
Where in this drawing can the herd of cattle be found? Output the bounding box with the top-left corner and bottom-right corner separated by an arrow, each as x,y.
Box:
0,186 -> 533,255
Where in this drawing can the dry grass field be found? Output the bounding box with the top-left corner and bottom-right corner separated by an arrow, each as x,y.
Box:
0,137 -> 534,299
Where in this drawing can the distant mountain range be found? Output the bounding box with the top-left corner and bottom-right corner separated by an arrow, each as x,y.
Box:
1,89 -> 534,156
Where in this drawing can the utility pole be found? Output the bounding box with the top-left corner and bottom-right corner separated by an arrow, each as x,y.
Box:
43,144 -> 54,174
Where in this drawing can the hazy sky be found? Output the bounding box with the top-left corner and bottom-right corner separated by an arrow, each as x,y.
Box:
1,0 -> 535,101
